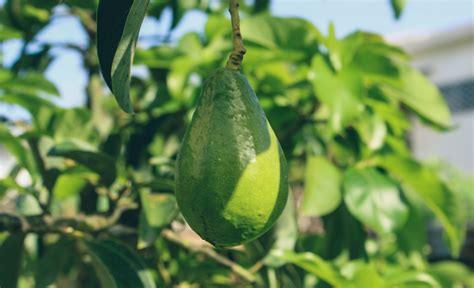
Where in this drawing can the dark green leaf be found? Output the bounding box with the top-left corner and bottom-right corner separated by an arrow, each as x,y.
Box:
64,0 -> 97,9
390,0 -> 407,19
48,141 -> 117,186
97,0 -> 150,113
5,0 -> 51,34
170,0 -> 199,29
343,168 -> 408,235
0,234 -> 25,288
35,237 -> 76,287
301,156 -> 342,217
84,239 -> 156,288
322,204 -> 367,260
379,155 -> 464,255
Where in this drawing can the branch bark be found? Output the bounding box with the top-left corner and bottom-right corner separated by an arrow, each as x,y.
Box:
0,200 -> 136,235
226,0 -> 246,71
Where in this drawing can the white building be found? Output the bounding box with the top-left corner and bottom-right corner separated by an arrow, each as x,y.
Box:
392,23 -> 474,173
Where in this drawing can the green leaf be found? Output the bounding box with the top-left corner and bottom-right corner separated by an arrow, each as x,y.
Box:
0,71 -> 59,96
53,173 -> 88,200
378,155 -> 464,255
97,0 -> 150,113
0,93 -> 55,115
380,66 -> 451,129
265,251 -> 343,287
341,262 -> 385,288
0,124 -> 37,176
0,23 -> 22,40
325,22 -> 342,71
267,189 -> 298,255
242,15 -> 321,52
343,168 -> 408,235
5,0 -> 51,34
301,156 -> 342,217
241,15 -> 321,63
0,177 -> 28,197
310,55 -> 364,131
140,189 -> 178,228
64,0 -> 97,9
428,261 -> 474,287
205,14 -> 230,39
138,189 -> 178,249
390,0 -> 407,19
365,97 -> 410,137
35,237 -> 76,287
170,0 -> 199,29
48,141 -> 117,186
84,239 -> 156,288
386,271 -> 441,288
51,108 -> 97,143
355,112 -> 387,150
138,211 -> 160,250
135,46 -> 181,69
0,234 -> 25,288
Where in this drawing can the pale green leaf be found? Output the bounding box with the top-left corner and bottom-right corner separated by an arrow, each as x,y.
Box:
343,168 -> 408,235
310,55 -> 364,131
140,190 -> 178,228
379,155 -> 464,255
380,66 -> 451,129
301,156 -> 342,217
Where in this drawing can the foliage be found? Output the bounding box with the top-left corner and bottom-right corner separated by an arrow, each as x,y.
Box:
0,0 -> 472,287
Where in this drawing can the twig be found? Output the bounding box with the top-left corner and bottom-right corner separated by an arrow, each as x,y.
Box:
0,200 -> 137,235
161,229 -> 256,283
226,0 -> 246,71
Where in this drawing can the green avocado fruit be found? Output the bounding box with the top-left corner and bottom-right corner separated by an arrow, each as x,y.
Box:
175,68 -> 289,247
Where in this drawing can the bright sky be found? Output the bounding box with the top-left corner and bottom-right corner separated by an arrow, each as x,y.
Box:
1,0 -> 473,112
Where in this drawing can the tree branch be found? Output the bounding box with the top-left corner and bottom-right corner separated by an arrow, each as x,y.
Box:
226,0 -> 246,71
161,229 -> 256,283
0,200 -> 137,235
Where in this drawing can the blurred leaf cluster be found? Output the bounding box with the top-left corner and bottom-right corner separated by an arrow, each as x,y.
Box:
0,0 -> 472,287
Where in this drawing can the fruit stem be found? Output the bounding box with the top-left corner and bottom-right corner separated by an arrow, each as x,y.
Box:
226,0 -> 246,71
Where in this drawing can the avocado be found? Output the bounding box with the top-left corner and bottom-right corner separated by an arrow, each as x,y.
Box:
175,68 -> 288,247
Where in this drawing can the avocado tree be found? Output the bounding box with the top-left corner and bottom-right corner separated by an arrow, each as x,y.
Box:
0,0 -> 472,287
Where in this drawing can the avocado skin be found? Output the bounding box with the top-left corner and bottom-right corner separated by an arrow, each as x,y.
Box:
175,68 -> 288,247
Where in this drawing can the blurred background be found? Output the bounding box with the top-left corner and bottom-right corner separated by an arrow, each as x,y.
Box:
1,0 -> 472,174
0,0 -> 473,287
